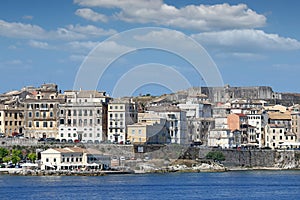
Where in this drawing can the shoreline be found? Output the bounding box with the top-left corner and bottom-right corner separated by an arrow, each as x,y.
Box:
1,166 -> 300,176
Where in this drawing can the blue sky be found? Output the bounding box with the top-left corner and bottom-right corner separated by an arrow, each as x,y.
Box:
0,0 -> 300,96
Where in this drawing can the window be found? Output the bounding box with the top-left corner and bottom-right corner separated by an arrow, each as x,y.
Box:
89,110 -> 93,116
84,119 -> 87,126
43,112 -> 46,118
73,110 -> 77,116
97,110 -> 100,114
36,122 -> 39,127
139,130 -> 142,134
60,110 -> 64,115
115,113 -> 118,118
110,106 -> 112,109
50,104 -> 53,108
68,133 -> 71,137
46,158 -> 49,162
280,136 -> 282,140
110,114 -> 113,118
273,136 -> 275,140
62,158 -> 65,162
61,133 -> 63,137
97,119 -> 100,124
50,112 -> 53,117
115,106 -> 118,109
280,129 -> 282,133
43,122 -> 47,128
97,133 -> 100,137
273,129 -> 275,133
79,110 -> 82,116
50,122 -> 53,128
73,133 -> 76,137
120,114 -> 123,118
73,119 -> 77,125
28,121 -> 32,127
84,110 -> 87,116
120,106 -> 123,109
28,112 -> 32,118
53,158 -> 56,162
132,130 -> 135,134
89,133 -> 92,137
84,133 -> 87,137
35,112 -> 39,117
90,119 -> 93,125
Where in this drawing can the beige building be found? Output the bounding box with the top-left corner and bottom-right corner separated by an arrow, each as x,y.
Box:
128,113 -> 168,144
0,105 -> 24,136
264,124 -> 296,149
208,129 -> 232,148
24,84 -> 65,138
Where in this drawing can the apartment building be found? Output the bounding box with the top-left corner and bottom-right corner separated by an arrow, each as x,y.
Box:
265,124 -> 296,149
0,105 -> 24,136
23,84 -> 64,138
107,98 -> 138,144
58,90 -> 110,143
147,105 -> 187,144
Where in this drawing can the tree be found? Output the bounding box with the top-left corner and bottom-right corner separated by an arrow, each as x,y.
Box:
2,156 -> 11,163
11,149 -> 22,164
0,147 -> 9,162
206,151 -> 225,162
27,153 -> 37,163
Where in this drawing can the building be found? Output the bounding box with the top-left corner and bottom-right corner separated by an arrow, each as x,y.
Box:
0,105 -> 24,136
58,90 -> 110,143
267,111 -> 291,132
246,109 -> 268,148
186,118 -> 214,145
291,105 -> 300,142
40,147 -> 111,170
208,129 -> 232,148
23,83 -> 64,138
107,98 -> 138,144
227,113 -> 248,132
264,124 -> 296,149
147,105 -> 187,144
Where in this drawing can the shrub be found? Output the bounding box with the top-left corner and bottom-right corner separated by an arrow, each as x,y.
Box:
206,151 -> 225,162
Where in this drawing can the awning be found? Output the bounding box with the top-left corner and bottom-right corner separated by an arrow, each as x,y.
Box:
44,163 -> 55,168
21,163 -> 38,167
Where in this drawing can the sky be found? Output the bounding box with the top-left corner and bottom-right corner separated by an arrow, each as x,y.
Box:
0,0 -> 300,97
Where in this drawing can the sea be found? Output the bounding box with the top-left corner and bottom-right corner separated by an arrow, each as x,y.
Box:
1,170 -> 300,200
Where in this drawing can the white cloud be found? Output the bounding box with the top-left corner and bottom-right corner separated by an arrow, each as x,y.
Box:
192,29 -> 300,51
67,41 -> 99,51
66,24 -> 116,37
0,19 -> 116,40
28,40 -> 52,49
75,8 -> 108,22
74,0 -> 266,31
0,19 -> 46,39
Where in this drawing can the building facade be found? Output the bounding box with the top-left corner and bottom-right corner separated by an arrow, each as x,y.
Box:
23,84 -> 64,138
107,98 -> 138,144
58,90 -> 110,143
0,105 -> 24,136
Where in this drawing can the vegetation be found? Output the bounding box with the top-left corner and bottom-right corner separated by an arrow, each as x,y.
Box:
27,152 -> 37,162
0,147 -> 9,162
206,151 -> 225,162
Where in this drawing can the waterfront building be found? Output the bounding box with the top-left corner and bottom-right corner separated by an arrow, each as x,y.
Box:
23,84 -> 64,139
147,105 -> 187,144
58,90 -> 110,143
264,124 -> 296,149
267,111 -> 292,132
40,147 -> 111,170
127,113 -> 168,144
107,98 -> 138,144
0,105 -> 24,136
207,129 -> 232,148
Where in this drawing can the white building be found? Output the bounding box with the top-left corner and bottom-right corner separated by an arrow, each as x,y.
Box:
208,129 -> 232,148
147,106 -> 187,144
264,124 -> 296,149
40,147 -> 111,170
107,98 -> 138,144
58,90 -> 110,143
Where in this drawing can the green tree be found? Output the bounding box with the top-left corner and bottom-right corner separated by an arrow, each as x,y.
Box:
27,152 -> 37,163
11,149 -> 22,164
0,147 -> 9,162
3,156 -> 11,163
206,151 -> 225,162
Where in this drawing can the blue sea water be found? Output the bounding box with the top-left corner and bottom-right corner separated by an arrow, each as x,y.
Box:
0,171 -> 300,200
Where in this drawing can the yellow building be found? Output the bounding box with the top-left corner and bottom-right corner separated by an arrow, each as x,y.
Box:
128,113 -> 168,144
0,105 -> 24,136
